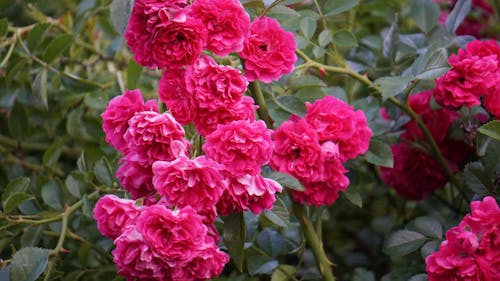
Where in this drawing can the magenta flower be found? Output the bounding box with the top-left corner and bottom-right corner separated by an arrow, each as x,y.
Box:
158,67 -> 196,125
152,156 -> 226,212
239,16 -> 297,83
101,89 -> 157,154
115,153 -> 156,200
190,0 -> 250,56
203,120 -> 273,176
305,96 -> 372,161
93,195 -> 142,240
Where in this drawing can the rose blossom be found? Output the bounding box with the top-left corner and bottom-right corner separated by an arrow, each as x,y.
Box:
239,16 -> 297,83
124,111 -> 190,161
113,227 -> 172,280
93,195 -> 142,240
101,89 -> 157,153
158,67 -> 197,125
125,0 -> 193,68
217,173 -> 282,216
186,55 -> 248,110
270,117 -> 325,183
151,15 -> 207,69
203,120 -> 273,176
426,196 -> 500,280
305,96 -> 372,161
290,158 -> 350,206
434,40 -> 500,109
484,90 -> 500,119
152,156 -> 226,212
194,96 -> 257,136
380,143 -> 448,200
135,205 -> 228,270
190,0 -> 250,56
115,153 -> 156,200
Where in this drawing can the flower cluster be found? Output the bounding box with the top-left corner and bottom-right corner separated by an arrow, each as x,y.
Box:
426,196 -> 500,280
125,0 -> 296,82
380,91 -> 472,200
270,96 -> 372,206
434,40 -> 500,119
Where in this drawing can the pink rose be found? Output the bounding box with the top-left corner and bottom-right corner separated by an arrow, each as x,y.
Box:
93,195 -> 142,240
193,96 -> 257,136
190,0 -> 250,56
113,227 -> 172,280
115,153 -> 156,200
124,111 -> 190,161
186,55 -> 248,110
101,89 -> 157,154
152,156 -> 226,212
239,16 -> 297,83
484,90 -> 500,119
270,117 -> 325,183
125,0 -> 192,68
290,158 -> 349,206
305,96 -> 372,161
151,14 -> 207,69
170,247 -> 229,281
135,205 -> 210,263
158,67 -> 197,125
203,120 -> 273,176
426,241 -> 483,281
217,173 -> 282,215
380,143 -> 448,200
433,69 -> 483,109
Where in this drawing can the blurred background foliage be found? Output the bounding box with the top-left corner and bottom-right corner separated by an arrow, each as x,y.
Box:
0,0 -> 499,280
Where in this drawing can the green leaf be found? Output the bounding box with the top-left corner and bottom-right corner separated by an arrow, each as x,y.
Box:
65,173 -> 85,198
343,187 -> 363,208
27,23 -> 52,51
364,139 -> 394,167
3,192 -> 34,214
84,91 -> 108,110
43,142 -> 62,167
257,229 -> 286,258
263,197 -> 290,228
3,177 -> 30,203
312,45 -> 325,58
352,268 -> 376,281
61,74 -> 101,92
222,212 -> 246,271
0,18 -> 8,38
94,158 -> 114,187
318,30 -> 333,47
267,171 -> 304,191
333,30 -> 358,49
382,19 -> 398,59
421,240 -> 440,259
33,68 -> 48,109
10,247 -> 50,281
247,255 -> 279,276
384,230 -> 427,257
463,162 -> 491,195
110,0 -> 133,35
409,274 -> 428,281
66,107 -> 86,139
478,120 -> 500,141
413,216 -> 443,239
445,0 -> 472,34
271,265 -> 297,281
300,16 -> 317,39
8,102 -> 30,140
43,34 -> 73,63
41,180 -> 63,210
21,225 -> 44,248
373,76 -> 413,101
325,0 -> 359,16
410,0 -> 440,33
126,59 -> 142,89
275,95 -> 306,117
287,75 -> 326,90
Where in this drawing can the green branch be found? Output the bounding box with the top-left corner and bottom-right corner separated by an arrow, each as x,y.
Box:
249,81 -> 273,128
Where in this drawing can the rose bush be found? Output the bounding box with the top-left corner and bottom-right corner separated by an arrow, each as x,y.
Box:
0,0 -> 499,280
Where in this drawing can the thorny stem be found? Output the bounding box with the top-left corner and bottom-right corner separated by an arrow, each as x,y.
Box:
0,134 -> 80,157
292,202 -> 336,281
296,49 -> 467,199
